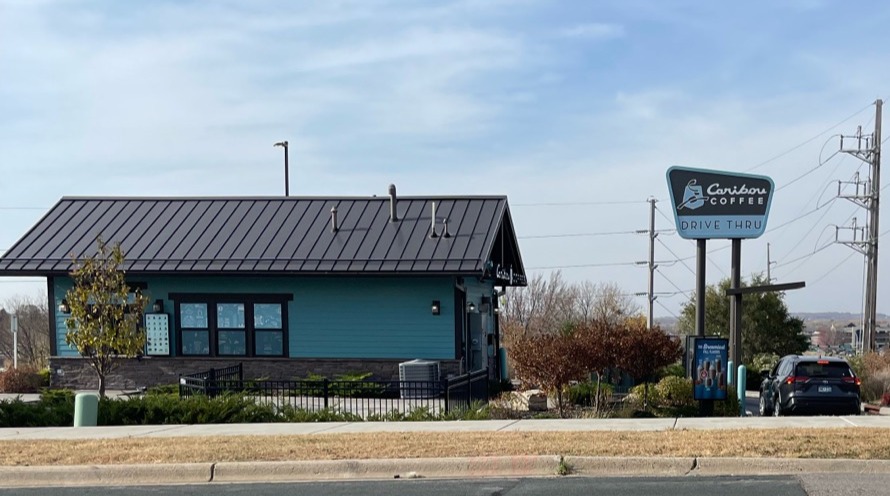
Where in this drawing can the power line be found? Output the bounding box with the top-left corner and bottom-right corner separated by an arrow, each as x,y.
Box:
656,299 -> 680,320
745,102 -> 874,172
526,261 -> 639,270
810,251 -> 857,286
512,200 -> 647,207
519,230 -> 640,240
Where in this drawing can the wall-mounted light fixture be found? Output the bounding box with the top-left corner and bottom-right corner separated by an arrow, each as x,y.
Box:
431,300 -> 441,315
467,302 -> 477,313
58,299 -> 70,314
152,299 -> 164,313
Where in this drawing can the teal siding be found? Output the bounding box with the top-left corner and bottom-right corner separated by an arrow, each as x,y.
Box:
52,278 -> 78,357
292,278 -> 454,359
54,275 -> 458,360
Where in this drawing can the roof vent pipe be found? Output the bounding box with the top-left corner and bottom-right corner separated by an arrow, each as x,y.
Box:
388,184 -> 398,222
331,206 -> 339,232
442,218 -> 451,238
429,201 -> 439,238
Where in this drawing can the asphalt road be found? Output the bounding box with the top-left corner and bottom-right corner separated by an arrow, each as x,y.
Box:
4,475 -> 887,496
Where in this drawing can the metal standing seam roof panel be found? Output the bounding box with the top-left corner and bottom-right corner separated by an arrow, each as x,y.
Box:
462,199 -> 502,271
348,200 -> 389,272
0,200 -> 80,272
425,199 -> 459,272
309,199 -> 350,271
330,200 -> 373,271
216,200 -> 272,271
139,201 -> 196,272
149,201 -> 207,272
287,200 -> 333,271
410,199 -> 457,272
185,201 -> 242,272
238,201 -> 287,272
204,201 -> 254,272
377,199 -> 426,272
316,200 -> 359,271
124,201 -> 177,272
165,201 -> 224,271
264,202 -> 311,272
393,199 -> 431,272
45,200 -> 120,273
441,199 -> 485,273
0,196 -> 522,277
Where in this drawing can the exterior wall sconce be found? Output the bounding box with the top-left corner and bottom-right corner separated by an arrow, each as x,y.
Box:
431,300 -> 441,315
58,299 -> 70,314
467,302 -> 477,313
152,299 -> 164,313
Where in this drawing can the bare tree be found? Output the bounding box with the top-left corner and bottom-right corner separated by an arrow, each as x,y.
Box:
575,281 -> 639,327
0,292 -> 50,370
502,273 -> 640,342
501,271 -> 577,340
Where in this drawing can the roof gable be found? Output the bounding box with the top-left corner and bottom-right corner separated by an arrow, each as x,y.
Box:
0,196 -> 526,284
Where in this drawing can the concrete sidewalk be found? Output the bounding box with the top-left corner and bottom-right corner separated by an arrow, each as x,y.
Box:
2,414 -> 889,440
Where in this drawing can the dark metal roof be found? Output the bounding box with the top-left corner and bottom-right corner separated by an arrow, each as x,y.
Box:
0,196 -> 526,283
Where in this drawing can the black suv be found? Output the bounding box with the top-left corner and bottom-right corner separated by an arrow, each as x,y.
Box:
759,355 -> 861,416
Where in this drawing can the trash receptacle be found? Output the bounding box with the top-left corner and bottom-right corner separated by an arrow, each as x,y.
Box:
74,393 -> 99,427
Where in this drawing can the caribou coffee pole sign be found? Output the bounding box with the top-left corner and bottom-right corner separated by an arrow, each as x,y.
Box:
666,166 -> 774,239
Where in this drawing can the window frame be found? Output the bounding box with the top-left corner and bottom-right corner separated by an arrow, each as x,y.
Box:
171,293 -> 292,358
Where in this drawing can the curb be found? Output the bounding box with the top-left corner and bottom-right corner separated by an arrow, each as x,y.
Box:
0,463 -> 212,488
213,456 -> 562,482
3,456 -> 890,487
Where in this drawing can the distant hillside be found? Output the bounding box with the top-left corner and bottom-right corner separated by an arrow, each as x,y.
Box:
793,312 -> 890,322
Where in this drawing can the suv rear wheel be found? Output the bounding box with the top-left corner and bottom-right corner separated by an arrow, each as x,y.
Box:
772,394 -> 783,417
759,392 -> 772,416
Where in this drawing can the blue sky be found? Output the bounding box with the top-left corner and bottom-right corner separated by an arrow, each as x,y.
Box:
2,0 -> 890,320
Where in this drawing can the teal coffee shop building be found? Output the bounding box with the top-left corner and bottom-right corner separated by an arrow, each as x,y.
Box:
0,186 -> 526,389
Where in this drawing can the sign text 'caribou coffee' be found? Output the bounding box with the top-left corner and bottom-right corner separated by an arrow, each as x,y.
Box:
666,166 -> 774,239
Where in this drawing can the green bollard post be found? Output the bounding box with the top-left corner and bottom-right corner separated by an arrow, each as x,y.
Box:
498,347 -> 509,381
74,393 -> 99,427
737,365 -> 746,417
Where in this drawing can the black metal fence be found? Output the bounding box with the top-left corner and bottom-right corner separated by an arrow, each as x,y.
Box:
178,364 -> 489,419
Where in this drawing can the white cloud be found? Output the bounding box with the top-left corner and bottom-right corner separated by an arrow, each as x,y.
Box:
559,23 -> 625,40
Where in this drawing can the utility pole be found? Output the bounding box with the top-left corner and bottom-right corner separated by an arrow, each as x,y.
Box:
636,199 -> 658,330
837,99 -> 882,352
766,243 -> 776,283
646,198 -> 657,330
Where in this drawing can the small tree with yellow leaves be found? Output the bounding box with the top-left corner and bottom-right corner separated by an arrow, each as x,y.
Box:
65,238 -> 148,397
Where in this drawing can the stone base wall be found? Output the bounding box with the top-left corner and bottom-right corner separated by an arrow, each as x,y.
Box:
49,357 -> 462,390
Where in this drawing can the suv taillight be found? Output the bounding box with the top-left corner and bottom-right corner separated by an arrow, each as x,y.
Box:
786,376 -> 809,385
842,377 -> 862,386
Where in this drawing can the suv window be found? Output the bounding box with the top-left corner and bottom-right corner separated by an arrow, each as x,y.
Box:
794,362 -> 853,378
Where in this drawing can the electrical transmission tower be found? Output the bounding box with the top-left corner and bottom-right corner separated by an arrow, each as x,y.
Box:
836,99 -> 882,353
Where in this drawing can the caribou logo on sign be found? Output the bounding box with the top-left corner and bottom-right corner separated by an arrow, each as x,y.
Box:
666,166 -> 774,239
677,180 -> 708,210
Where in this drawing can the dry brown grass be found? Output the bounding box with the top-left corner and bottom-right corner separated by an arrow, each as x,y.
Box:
2,429 -> 889,466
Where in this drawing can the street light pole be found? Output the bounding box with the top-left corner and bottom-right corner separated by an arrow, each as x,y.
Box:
274,141 -> 289,196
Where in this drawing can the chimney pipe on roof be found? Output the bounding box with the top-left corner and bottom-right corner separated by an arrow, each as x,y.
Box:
429,201 -> 438,238
442,218 -> 451,238
388,184 -> 398,222
331,206 -> 339,232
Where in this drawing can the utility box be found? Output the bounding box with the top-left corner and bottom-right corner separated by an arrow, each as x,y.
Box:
74,393 -> 99,427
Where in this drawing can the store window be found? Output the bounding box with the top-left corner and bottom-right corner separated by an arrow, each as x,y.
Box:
172,294 -> 290,357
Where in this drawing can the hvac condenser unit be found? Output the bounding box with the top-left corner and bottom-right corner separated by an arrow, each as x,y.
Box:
398,359 -> 440,399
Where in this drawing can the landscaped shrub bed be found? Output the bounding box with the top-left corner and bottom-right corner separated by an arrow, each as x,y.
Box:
0,389 -> 491,427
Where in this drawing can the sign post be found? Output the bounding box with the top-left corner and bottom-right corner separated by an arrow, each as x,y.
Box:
11,315 -> 18,370
667,166 -> 774,416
